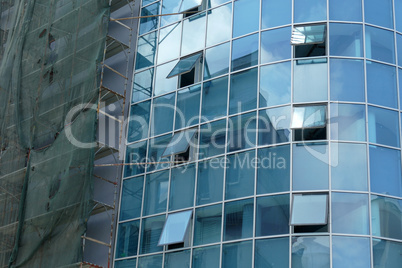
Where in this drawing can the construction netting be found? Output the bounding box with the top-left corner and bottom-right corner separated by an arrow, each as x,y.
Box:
0,0 -> 110,267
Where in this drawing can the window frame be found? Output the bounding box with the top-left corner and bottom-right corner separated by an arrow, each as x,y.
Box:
291,23 -> 327,58
290,193 -> 329,226
158,210 -> 193,247
166,52 -> 203,88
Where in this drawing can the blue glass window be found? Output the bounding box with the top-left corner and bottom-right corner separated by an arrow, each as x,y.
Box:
329,23 -> 363,57
400,69 -> 402,108
124,141 -> 147,177
204,42 -> 230,80
261,27 -> 292,64
330,103 -> 366,141
294,0 -> 326,23
225,150 -> 255,200
397,34 -> 402,67
132,68 -> 153,103
367,61 -> 397,108
162,129 -> 197,158
255,238 -> 289,268
194,204 -> 222,246
181,13 -> 206,56
209,0 -> 229,8
291,194 -> 328,225
329,0 -> 362,22
140,215 -> 165,254
175,85 -> 201,129
231,34 -> 259,72
224,198 -> 254,241
364,0 -> 394,29
154,60 -> 178,96
294,60 -> 328,102
331,142 -> 368,191
150,93 -> 175,136
136,31 -> 157,70
128,100 -> 150,143
160,0 -> 182,27
229,68 -> 258,114
259,61 -> 291,108
292,143 -> 329,190
164,250 -> 190,268
157,23 -> 181,64
365,26 -> 395,64
258,106 -> 291,146
370,146 -> 402,198
330,59 -> 365,102
192,245 -> 220,268
201,76 -> 228,121
158,210 -> 192,245
179,0 -> 203,12
228,112 -> 257,152
147,134 -> 171,171
167,52 -> 202,78
120,176 -> 144,221
116,220 -> 140,258
332,236 -> 370,268
206,3 -> 232,47
261,0 -> 291,29
139,2 -> 160,35
368,106 -> 400,148
142,0 -> 156,7
373,239 -> 402,267
256,194 -> 290,236
199,119 -> 226,158
233,0 -> 259,38
291,105 -> 326,129
396,0 -> 402,32
143,170 -> 169,216
257,145 -> 290,194
332,193 -> 369,235
138,254 -> 163,268
169,164 -> 196,210
197,157 -> 224,205
222,241 -> 252,268
292,236 -> 330,267
371,195 -> 402,240
115,258 -> 137,268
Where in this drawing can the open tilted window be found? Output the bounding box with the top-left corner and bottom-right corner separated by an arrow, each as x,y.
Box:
291,105 -> 327,141
167,52 -> 203,88
158,210 -> 193,249
291,194 -> 328,233
291,24 -> 326,58
162,129 -> 198,164
179,0 -> 206,17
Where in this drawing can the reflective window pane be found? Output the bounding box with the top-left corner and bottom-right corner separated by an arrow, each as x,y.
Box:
373,239 -> 402,268
400,69 -> 402,108
165,250 -> 190,268
331,142 -> 368,191
291,25 -> 326,45
204,42 -> 230,80
194,204 -> 222,246
330,59 -> 365,102
228,112 -> 257,152
225,150 -> 255,200
291,105 -> 326,129
371,195 -> 402,240
368,106 -> 400,148
138,254 -> 163,268
159,210 -> 192,245
197,157 -> 224,205
136,31 -> 157,70
160,0 -> 182,27
329,0 -> 362,21
233,0 -> 259,38
332,193 -> 369,235
175,86 -> 201,129
256,194 -> 290,236
294,0 -> 326,23
259,61 -> 291,108
261,0 -> 291,29
291,194 -> 328,225
206,3 -> 232,47
292,143 -> 329,190
330,103 -> 366,141
231,34 -> 259,72
365,26 -> 395,64
120,176 -> 144,221
370,146 -> 402,198
150,93 -> 175,136
124,141 -> 147,177
222,241 -> 252,268
367,61 -> 397,108
398,34 -> 402,67
258,106 -> 291,146
192,245 -> 220,268
147,134 -> 171,171
329,23 -> 363,57
201,76 -> 228,121
261,27 -> 291,64
364,0 -> 394,29
224,198 -> 254,241
143,170 -> 169,216
255,237 -> 289,268
128,100 -> 151,143
180,0 -> 202,12
199,119 -> 226,158
294,60 -> 328,102
332,236 -> 370,268
181,13 -> 206,56
396,0 -> 402,32
157,23 -> 181,64
132,68 -> 153,103
115,258 -> 137,268
155,60 -> 178,96
167,52 -> 202,78
169,164 -> 196,210
139,2 -> 160,35
140,215 -> 165,254
116,220 -> 140,258
229,68 -> 258,114
257,145 -> 290,194
292,236 -> 330,268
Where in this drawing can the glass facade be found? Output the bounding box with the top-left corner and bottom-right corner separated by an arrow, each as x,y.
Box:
116,0 -> 402,267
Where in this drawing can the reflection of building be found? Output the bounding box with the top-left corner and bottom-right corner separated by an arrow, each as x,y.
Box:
117,0 -> 402,268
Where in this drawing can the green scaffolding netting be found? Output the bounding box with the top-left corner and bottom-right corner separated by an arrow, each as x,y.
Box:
0,0 -> 110,267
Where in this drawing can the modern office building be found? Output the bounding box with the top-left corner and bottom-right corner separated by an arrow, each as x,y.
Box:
116,0 -> 402,267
